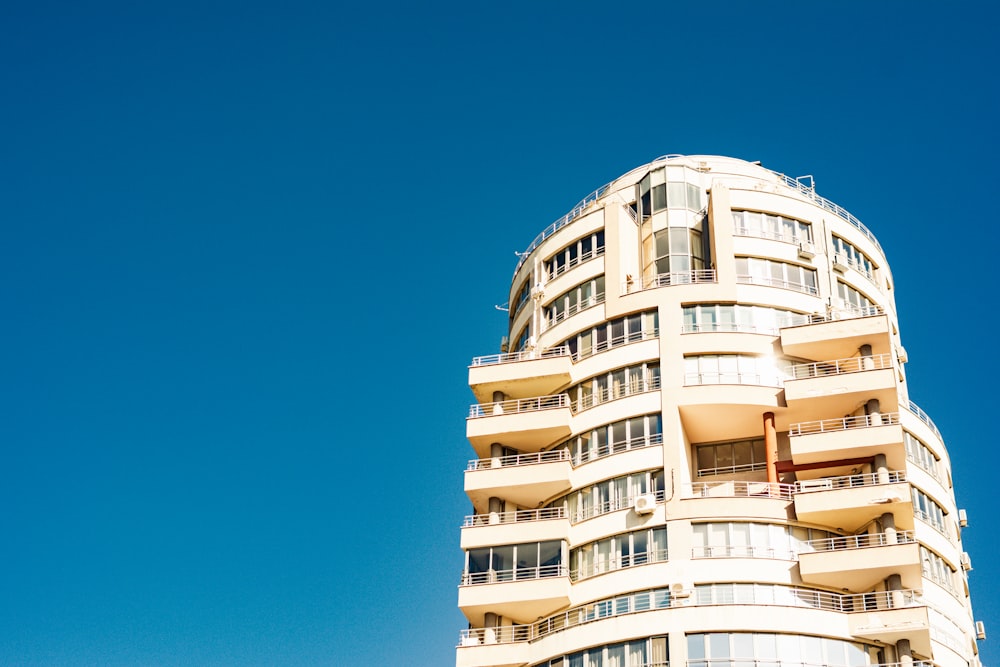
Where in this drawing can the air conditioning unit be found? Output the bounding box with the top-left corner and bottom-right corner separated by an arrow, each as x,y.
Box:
797,242 -> 816,259
633,494 -> 657,515
976,621 -> 986,641
531,284 -> 545,300
959,509 -> 969,527
896,346 -> 909,364
961,552 -> 973,571
832,257 -> 849,273
671,582 -> 692,598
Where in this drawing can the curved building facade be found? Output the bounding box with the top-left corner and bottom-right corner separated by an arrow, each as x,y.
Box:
457,155 -> 982,667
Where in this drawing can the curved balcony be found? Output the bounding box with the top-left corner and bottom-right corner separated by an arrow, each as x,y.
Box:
460,508 -> 567,549
784,353 -> 899,421
458,564 -> 571,626
779,306 -> 891,360
465,449 -> 572,509
466,393 -> 572,455
789,412 -> 905,469
792,471 -> 912,533
798,530 -> 922,591
468,347 -> 573,404
624,269 -> 717,294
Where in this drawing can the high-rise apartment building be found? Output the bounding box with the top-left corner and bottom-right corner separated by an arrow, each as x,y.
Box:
456,155 -> 983,667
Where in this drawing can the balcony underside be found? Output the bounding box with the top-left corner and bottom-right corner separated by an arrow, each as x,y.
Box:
781,315 -> 892,360
678,385 -> 784,442
466,411 -> 572,456
793,482 -> 912,533
468,356 -> 572,404
465,461 -> 572,509
849,606 -> 931,656
799,542 -> 922,591
459,577 -> 571,626
784,369 -> 898,422
790,423 -> 906,469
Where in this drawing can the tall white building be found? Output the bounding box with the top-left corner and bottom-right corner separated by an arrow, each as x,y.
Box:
457,155 -> 982,667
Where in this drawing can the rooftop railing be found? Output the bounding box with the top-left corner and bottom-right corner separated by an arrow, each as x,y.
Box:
779,304 -> 884,329
803,530 -> 915,552
470,345 -> 570,367
905,400 -> 943,441
513,184 -> 614,275
683,481 -> 795,500
793,470 -> 906,493
624,269 -> 716,294
735,274 -> 819,296
788,353 -> 892,380
466,449 -> 569,471
467,393 -> 570,419
789,412 -> 900,436
462,507 -> 565,528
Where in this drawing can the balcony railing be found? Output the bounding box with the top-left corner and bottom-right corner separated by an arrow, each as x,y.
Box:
692,545 -> 795,560
780,304 -> 884,329
546,245 -> 605,280
803,530 -> 915,552
571,489 -> 665,524
736,274 -> 819,296
573,328 -> 659,362
543,291 -> 607,330
733,224 -> 813,248
788,353 -> 892,380
625,269 -> 716,294
462,507 -> 565,528
793,470 -> 906,493
691,583 -> 921,614
789,412 -> 900,436
467,449 -> 569,471
470,346 -> 570,367
574,433 -> 663,466
571,548 -> 669,582
682,322 -> 781,335
467,393 -> 570,419
683,481 -> 795,500
574,376 -> 661,412
461,564 -> 567,586
905,400 -> 943,441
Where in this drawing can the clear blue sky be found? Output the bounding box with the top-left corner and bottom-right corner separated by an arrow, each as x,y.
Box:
1,1 -> 996,665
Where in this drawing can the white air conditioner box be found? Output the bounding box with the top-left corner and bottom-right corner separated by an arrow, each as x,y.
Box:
633,494 -> 657,515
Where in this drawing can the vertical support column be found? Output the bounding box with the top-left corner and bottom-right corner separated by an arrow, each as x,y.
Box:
865,398 -> 881,426
874,452 -> 890,485
887,573 -> 906,610
488,496 -> 503,525
895,639 -> 913,667
484,612 -> 498,645
764,412 -> 778,485
492,391 -> 506,415
860,343 -> 874,371
881,512 -> 898,545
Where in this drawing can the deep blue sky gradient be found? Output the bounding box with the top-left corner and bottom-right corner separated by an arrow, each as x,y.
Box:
1,2 -> 997,665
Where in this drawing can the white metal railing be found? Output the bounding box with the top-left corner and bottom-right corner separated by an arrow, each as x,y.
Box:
804,530 -> 915,552
914,508 -> 949,536
513,184 -> 614,276
906,400 -> 943,440
573,328 -> 659,362
788,353 -> 892,380
570,548 -> 669,582
696,462 -> 768,478
692,545 -> 796,560
684,371 -> 788,388
462,507 -> 565,528
458,586 -> 672,647
793,470 -> 906,493
683,481 -> 795,500
833,252 -> 877,281
470,345 -> 570,367
546,245 -> 605,280
693,662 -> 927,667
467,393 -> 570,419
574,376 -> 661,412
769,168 -> 884,254
571,489 -> 665,524
625,269 -> 716,294
736,274 -> 819,296
544,291 -> 606,329
691,584 -> 921,614
466,448 -> 569,471
573,433 -> 663,466
682,322 -> 781,335
460,564 -> 566,586
789,412 -> 900,436
780,304 -> 884,328
458,625 -> 532,645
733,224 -> 813,249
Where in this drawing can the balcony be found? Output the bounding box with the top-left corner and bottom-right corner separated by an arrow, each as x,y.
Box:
798,531 -> 922,590
458,565 -> 571,625
783,353 -> 898,421
465,449 -> 572,509
461,508 -> 567,549
466,394 -> 573,455
624,269 -> 717,294
847,591 -> 931,656
684,480 -> 794,500
456,626 -> 531,667
780,306 -> 892,360
788,413 -> 906,469
793,471 -> 911,532
468,347 -> 573,404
